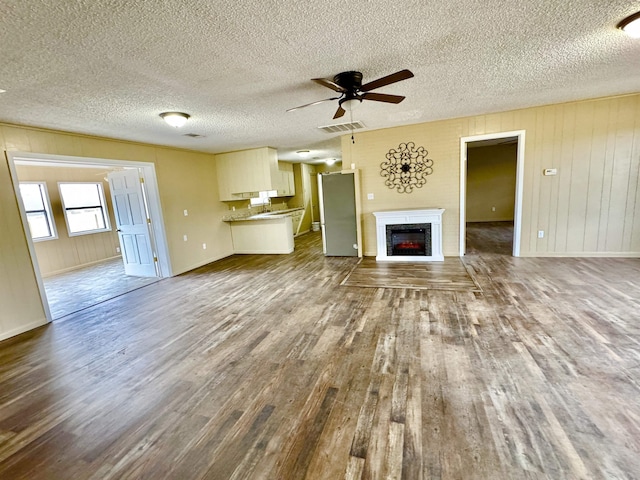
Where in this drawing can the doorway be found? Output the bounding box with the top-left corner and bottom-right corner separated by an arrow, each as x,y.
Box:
6,151 -> 171,321
460,131 -> 525,256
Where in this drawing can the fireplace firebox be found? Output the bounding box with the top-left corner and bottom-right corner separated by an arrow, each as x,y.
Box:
373,209 -> 444,262
386,224 -> 432,256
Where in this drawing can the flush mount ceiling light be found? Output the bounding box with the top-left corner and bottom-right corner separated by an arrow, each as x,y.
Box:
618,11 -> 640,37
160,112 -> 190,128
326,158 -> 336,166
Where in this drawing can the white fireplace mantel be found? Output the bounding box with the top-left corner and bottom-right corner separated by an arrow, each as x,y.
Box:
373,208 -> 445,262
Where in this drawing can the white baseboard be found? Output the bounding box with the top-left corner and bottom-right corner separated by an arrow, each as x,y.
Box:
41,255 -> 122,278
0,318 -> 50,342
520,252 -> 640,258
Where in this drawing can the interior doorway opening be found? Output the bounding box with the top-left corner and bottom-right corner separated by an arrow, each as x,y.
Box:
460,130 -> 525,256
6,152 -> 171,321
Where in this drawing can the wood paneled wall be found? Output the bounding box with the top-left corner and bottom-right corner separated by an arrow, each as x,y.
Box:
343,94 -> 640,257
15,164 -> 121,276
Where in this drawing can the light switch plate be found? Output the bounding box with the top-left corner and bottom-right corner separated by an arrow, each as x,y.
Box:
367,193 -> 374,200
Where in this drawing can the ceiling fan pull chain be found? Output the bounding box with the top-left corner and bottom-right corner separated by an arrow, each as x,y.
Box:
350,109 -> 356,144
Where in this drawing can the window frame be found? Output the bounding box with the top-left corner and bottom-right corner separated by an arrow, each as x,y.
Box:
58,182 -> 112,237
18,181 -> 58,242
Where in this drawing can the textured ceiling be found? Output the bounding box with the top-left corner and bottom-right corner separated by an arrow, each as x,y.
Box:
0,0 -> 639,163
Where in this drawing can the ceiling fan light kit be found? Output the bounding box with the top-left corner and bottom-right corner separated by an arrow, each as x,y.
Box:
160,112 -> 190,128
288,69 -> 414,119
341,98 -> 362,112
618,11 -> 640,37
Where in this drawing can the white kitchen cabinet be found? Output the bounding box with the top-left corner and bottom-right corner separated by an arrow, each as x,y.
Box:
216,147 -> 279,201
229,216 -> 294,254
273,162 -> 295,197
290,209 -> 304,236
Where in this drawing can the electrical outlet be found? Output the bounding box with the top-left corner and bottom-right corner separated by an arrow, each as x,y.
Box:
183,234 -> 188,241
491,206 -> 496,212
184,209 -> 188,216
116,246 -> 121,253
202,243 -> 207,250
538,230 -> 544,238
367,193 -> 374,200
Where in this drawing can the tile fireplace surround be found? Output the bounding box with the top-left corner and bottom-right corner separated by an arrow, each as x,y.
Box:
373,209 -> 444,262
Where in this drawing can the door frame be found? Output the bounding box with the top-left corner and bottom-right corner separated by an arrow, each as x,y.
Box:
6,151 -> 172,322
459,130 -> 525,256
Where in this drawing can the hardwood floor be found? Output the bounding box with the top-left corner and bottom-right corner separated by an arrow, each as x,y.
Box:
466,221 -> 513,255
1,231 -> 640,479
341,258 -> 481,292
43,257 -> 160,319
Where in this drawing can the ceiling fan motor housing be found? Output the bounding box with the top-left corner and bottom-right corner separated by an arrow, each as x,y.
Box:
334,71 -> 363,91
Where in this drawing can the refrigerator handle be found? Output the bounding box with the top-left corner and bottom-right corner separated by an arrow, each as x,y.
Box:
317,173 -> 325,226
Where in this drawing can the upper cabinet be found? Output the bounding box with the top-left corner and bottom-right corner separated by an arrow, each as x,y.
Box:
216,147 -> 279,201
273,162 -> 295,197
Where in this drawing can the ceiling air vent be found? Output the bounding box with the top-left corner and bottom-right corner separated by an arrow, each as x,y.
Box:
183,133 -> 205,138
317,120 -> 365,134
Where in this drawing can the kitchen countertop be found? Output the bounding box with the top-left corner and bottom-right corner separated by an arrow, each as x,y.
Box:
222,207 -> 303,222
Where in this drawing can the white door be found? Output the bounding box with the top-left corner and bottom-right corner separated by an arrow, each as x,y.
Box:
108,170 -> 157,277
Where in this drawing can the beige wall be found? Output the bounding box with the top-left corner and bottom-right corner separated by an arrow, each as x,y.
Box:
2,93 -> 639,340
343,94 -> 640,257
1,123 -> 233,341
15,164 -> 121,276
290,163 -> 316,234
0,147 -> 45,339
466,144 -> 517,222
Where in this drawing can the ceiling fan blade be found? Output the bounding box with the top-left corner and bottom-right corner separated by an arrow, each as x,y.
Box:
360,69 -> 414,92
286,97 -> 341,112
312,77 -> 347,93
361,92 -> 406,104
333,104 -> 346,119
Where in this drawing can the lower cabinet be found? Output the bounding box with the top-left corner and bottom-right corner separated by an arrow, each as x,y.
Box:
229,217 -> 294,254
291,210 -> 304,236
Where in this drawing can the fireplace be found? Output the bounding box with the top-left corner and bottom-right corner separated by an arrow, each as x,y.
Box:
386,224 -> 431,256
373,209 -> 444,262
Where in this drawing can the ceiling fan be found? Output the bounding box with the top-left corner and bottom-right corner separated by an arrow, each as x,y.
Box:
287,69 -> 414,119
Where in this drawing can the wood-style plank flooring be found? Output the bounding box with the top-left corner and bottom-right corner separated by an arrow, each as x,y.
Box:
341,258 -> 481,291
43,258 -> 160,319
1,229 -> 640,479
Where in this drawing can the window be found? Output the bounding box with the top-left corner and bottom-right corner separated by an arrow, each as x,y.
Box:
249,190 -> 277,207
19,182 -> 57,241
59,182 -> 110,235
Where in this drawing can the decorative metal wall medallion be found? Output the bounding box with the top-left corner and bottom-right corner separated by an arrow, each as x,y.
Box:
380,142 -> 434,193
